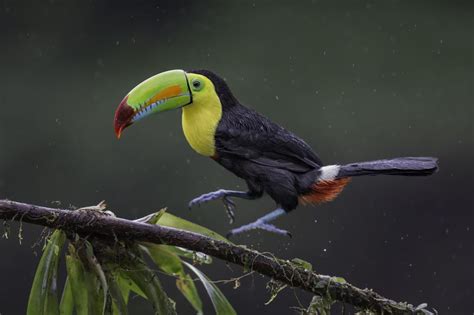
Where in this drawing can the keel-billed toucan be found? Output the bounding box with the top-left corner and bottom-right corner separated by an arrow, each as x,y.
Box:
114,69 -> 438,237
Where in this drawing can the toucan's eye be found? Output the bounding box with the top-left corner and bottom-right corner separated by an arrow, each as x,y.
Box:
191,79 -> 204,91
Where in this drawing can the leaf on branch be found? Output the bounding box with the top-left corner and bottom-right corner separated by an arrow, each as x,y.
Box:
291,258 -> 313,271
27,230 -> 66,315
140,244 -> 203,314
155,212 -> 230,242
176,274 -> 203,315
141,244 -> 183,275
65,247 -> 90,315
330,276 -> 346,284
106,273 -> 128,315
183,261 -> 236,315
121,255 -> 177,315
116,272 -> 147,300
59,277 -> 73,315
134,208 -> 167,225
79,241 -> 109,315
163,245 -> 213,265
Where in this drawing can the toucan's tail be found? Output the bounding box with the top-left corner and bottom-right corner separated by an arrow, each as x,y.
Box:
299,157 -> 438,205
335,157 -> 439,178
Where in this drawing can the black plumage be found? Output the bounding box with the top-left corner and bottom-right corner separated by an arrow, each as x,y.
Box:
189,69 -> 438,216
190,70 -> 322,211
215,103 -> 325,211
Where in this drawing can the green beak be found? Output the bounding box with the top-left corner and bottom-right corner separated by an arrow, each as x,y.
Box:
114,69 -> 192,138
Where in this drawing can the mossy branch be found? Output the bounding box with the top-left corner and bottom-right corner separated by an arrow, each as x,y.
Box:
0,199 -> 431,314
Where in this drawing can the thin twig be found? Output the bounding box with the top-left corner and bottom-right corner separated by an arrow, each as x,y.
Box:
0,199 -> 430,314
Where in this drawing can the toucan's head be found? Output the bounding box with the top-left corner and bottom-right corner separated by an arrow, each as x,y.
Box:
114,69 -> 233,138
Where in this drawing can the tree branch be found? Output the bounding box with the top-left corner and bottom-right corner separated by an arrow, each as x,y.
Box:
0,199 -> 429,314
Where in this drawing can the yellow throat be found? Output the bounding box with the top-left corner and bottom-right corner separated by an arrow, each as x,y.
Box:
181,76 -> 223,157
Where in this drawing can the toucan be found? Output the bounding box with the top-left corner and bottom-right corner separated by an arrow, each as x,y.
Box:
114,69 -> 438,237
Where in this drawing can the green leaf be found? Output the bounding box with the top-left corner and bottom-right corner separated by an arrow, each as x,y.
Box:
290,258 -> 313,271
66,244 -> 106,315
122,259 -> 177,315
27,230 -> 66,315
330,276 -> 347,284
156,212 -> 229,243
134,208 -> 167,225
117,272 -> 145,300
142,244 -> 203,314
183,261 -> 236,315
81,259 -> 106,315
176,273 -> 203,315
115,275 -> 131,304
65,251 -> 89,315
59,277 -> 73,315
107,273 -> 128,315
81,241 -> 108,315
141,244 -> 183,275
163,245 -> 213,265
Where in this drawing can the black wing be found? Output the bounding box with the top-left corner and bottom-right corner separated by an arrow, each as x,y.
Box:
215,105 -> 322,173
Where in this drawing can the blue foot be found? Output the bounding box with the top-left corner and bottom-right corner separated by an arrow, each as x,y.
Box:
227,221 -> 292,238
189,189 -> 229,207
189,189 -> 243,223
226,208 -> 292,238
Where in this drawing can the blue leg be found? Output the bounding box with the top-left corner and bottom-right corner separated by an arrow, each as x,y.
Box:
189,189 -> 258,223
226,208 -> 291,238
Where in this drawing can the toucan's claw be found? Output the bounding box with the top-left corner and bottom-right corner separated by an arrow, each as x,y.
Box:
223,196 -> 236,224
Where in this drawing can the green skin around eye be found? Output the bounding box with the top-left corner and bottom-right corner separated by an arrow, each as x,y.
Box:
192,79 -> 204,91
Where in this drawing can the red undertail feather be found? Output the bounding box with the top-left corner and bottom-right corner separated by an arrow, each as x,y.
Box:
299,178 -> 351,205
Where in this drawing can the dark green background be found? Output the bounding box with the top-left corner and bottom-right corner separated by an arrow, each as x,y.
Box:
0,1 -> 472,314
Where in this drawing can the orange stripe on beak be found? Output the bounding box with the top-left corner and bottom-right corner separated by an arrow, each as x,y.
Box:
145,85 -> 183,107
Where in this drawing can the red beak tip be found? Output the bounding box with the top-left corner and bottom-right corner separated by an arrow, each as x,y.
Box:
114,96 -> 134,139
114,125 -> 124,139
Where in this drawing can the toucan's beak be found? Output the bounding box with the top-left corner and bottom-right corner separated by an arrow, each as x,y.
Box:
113,69 -> 192,139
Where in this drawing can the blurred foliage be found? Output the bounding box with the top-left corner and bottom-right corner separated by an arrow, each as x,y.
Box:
26,209 -> 236,315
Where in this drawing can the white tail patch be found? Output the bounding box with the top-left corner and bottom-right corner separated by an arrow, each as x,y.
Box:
319,165 -> 340,181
